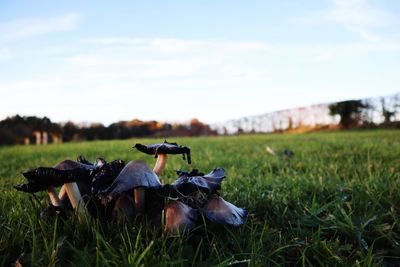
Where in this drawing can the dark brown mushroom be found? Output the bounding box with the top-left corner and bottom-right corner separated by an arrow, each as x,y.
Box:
164,200 -> 198,233
39,161 -> 87,208
57,157 -> 106,195
172,168 -> 225,195
200,195 -> 247,226
99,160 -> 161,213
133,140 -> 191,175
112,192 -> 135,219
14,167 -> 91,192
90,159 -> 125,195
14,166 -> 92,222
54,159 -> 96,171
53,159 -> 98,220
55,159 -> 96,202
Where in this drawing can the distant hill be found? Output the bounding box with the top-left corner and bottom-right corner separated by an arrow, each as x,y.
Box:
211,93 -> 400,134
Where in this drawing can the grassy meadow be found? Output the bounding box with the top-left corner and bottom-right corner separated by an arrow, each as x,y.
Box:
0,130 -> 400,266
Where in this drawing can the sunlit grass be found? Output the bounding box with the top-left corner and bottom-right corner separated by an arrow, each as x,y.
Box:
1,130 -> 400,266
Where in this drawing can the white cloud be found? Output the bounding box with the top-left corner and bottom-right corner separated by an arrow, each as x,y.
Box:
0,47 -> 12,61
301,41 -> 400,62
325,0 -> 394,41
0,13 -> 81,42
78,36 -> 400,66
327,0 -> 390,27
288,0 -> 396,41
0,36 -> 274,124
82,37 -> 271,54
66,38 -> 271,81
1,35 -> 399,124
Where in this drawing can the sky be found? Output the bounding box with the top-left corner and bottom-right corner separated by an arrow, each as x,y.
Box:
0,0 -> 399,125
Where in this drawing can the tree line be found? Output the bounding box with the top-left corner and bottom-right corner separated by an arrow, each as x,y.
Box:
1,95 -> 399,145
212,94 -> 400,134
328,98 -> 399,128
0,115 -> 217,146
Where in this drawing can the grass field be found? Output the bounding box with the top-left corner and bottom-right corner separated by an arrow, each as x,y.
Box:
0,130 -> 399,266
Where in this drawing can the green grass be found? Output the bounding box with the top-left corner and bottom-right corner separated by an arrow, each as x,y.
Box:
1,130 -> 400,266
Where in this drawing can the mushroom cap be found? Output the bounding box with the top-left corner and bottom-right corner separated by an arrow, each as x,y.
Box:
94,158 -> 107,168
172,168 -> 225,195
99,160 -> 161,200
76,155 -> 93,166
176,168 -> 225,181
91,159 -> 125,195
203,168 -> 226,181
200,195 -> 247,226
76,155 -> 106,168
53,159 -> 95,171
15,167 -> 91,193
164,200 -> 198,232
54,158 -> 102,197
112,192 -> 135,219
133,140 -> 191,164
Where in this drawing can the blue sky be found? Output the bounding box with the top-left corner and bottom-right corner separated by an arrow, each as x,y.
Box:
0,0 -> 399,125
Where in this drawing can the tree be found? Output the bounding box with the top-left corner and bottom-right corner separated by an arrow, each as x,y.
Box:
329,100 -> 367,128
62,122 -> 79,141
381,98 -> 396,124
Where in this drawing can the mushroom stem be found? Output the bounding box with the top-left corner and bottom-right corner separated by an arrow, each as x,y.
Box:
133,187 -> 145,213
64,182 -> 89,222
58,185 -> 68,202
47,186 -> 62,207
153,154 -> 167,175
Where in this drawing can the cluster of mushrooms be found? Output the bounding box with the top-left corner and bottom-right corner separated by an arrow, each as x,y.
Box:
15,141 -> 247,232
